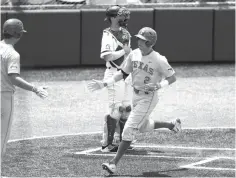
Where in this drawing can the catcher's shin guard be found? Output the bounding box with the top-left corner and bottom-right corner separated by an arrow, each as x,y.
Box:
107,115 -> 117,145
119,118 -> 127,141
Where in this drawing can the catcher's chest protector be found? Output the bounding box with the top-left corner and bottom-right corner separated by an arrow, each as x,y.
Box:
107,28 -> 131,67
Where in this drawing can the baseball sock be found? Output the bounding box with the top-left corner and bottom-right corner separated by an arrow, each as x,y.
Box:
107,115 -> 117,145
110,140 -> 132,165
154,121 -> 174,130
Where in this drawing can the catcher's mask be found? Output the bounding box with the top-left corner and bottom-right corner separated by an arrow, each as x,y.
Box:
105,5 -> 130,28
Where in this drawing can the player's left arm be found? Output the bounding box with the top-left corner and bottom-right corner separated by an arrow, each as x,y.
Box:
8,55 -> 48,98
158,56 -> 176,89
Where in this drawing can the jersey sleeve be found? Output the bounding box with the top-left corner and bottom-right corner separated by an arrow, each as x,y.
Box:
159,56 -> 175,78
122,52 -> 133,74
100,30 -> 114,59
8,53 -> 20,74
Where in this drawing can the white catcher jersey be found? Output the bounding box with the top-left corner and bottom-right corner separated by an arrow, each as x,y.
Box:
0,41 -> 20,92
122,49 -> 175,91
100,27 -> 131,69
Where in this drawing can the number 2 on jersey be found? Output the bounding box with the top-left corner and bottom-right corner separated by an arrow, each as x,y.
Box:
144,76 -> 150,84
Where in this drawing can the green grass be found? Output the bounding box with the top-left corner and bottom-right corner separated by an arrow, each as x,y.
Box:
20,63 -> 235,81
10,64 -> 235,141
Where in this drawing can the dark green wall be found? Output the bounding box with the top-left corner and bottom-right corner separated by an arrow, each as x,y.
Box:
214,9 -> 235,61
1,8 -> 234,67
1,12 -> 7,40
154,8 -> 213,62
7,10 -> 81,67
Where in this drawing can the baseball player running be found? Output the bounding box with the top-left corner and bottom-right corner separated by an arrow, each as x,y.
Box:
87,27 -> 181,174
99,5 -> 133,152
1,18 -> 48,156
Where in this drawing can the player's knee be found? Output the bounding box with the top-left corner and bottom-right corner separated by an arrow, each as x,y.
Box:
120,104 -> 132,120
138,119 -> 155,133
109,104 -> 122,120
121,126 -> 137,141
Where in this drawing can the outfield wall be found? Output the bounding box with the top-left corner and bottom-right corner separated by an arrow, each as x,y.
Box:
1,8 -> 235,67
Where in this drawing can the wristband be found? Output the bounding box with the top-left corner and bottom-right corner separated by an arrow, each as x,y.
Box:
32,86 -> 38,93
104,78 -> 116,87
160,80 -> 169,88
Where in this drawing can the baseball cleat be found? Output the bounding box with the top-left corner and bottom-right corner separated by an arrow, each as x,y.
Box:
101,144 -> 118,153
102,163 -> 116,174
171,118 -> 181,133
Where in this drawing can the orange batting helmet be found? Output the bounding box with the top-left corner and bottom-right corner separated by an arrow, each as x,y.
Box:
135,27 -> 157,47
3,18 -> 27,38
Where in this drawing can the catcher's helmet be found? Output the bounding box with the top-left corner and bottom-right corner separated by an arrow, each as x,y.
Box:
135,27 -> 157,47
104,5 -> 130,21
3,18 -> 27,37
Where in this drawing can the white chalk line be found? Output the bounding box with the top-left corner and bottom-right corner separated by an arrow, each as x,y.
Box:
8,127 -> 235,143
74,145 -> 235,159
74,147 -> 235,172
8,131 -> 102,143
133,145 -> 236,151
74,147 -> 200,159
180,157 -> 236,171
74,147 -> 101,155
184,166 -> 236,171
78,153 -> 202,160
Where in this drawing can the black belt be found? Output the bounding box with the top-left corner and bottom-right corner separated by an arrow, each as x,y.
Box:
134,88 -> 149,95
108,67 -> 119,71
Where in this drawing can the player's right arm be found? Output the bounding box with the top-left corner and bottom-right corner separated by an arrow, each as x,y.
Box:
7,55 -> 48,98
100,30 -> 131,62
103,52 -> 133,86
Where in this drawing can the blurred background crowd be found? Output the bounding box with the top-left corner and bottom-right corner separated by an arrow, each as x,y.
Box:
1,0 -> 233,6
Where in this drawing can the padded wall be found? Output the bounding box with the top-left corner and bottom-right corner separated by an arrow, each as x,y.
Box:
154,8 -> 213,62
6,10 -> 81,67
81,9 -> 107,65
214,9 -> 235,61
1,12 -> 7,40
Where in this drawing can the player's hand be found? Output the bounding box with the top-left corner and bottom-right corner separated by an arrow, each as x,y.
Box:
144,83 -> 161,92
87,79 -> 105,92
123,44 -> 131,54
33,86 -> 48,99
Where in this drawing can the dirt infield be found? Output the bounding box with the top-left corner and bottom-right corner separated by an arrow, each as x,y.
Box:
2,129 -> 235,177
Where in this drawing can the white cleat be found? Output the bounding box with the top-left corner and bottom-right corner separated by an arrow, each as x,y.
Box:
171,118 -> 181,133
102,163 -> 117,175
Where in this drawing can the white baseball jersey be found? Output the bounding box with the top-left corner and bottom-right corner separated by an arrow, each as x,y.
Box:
0,41 -> 20,92
100,26 -> 132,109
122,48 -> 175,90
100,27 -> 131,69
121,48 -> 175,141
